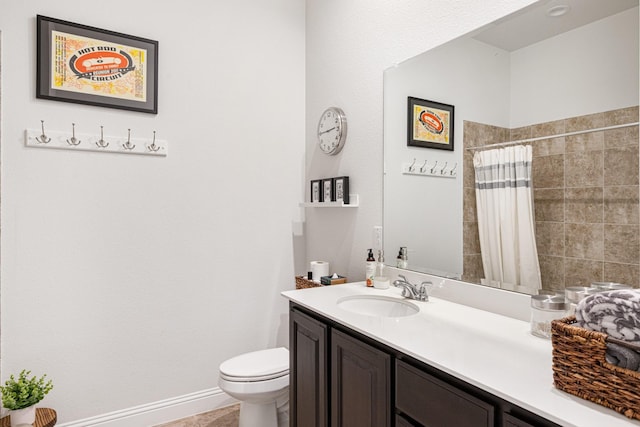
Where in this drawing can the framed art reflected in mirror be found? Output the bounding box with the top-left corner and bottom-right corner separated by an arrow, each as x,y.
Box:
407,96 -> 454,151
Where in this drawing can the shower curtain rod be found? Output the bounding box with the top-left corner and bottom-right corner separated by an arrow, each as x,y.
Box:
465,121 -> 639,151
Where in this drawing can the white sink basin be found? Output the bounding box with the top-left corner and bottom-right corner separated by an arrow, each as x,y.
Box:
337,295 -> 419,318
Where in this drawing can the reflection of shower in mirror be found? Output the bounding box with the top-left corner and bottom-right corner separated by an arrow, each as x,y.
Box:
383,0 -> 639,295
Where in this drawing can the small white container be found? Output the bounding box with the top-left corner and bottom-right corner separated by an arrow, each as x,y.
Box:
373,276 -> 390,289
530,295 -> 570,339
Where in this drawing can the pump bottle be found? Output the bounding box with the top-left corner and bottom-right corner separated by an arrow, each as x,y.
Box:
366,249 -> 376,287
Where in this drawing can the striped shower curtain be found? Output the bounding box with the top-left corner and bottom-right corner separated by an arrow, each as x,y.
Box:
473,145 -> 541,294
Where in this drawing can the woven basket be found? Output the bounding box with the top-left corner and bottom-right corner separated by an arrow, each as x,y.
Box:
551,316 -> 640,420
295,276 -> 320,289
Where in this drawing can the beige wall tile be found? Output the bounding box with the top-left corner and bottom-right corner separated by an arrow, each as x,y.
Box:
463,221 -> 481,255
510,126 -> 531,141
463,151 -> 475,189
463,254 -> 484,283
565,187 -> 603,224
539,255 -> 565,291
465,121 -> 509,147
565,131 -> 604,153
566,112 -> 604,132
531,119 -> 565,139
536,221 -> 565,256
565,151 -> 603,187
534,188 -> 564,222
565,258 -> 604,286
463,187 -> 477,222
463,121 -> 483,148
604,262 -> 640,288
532,137 -> 565,157
565,223 -> 603,259
533,154 -> 564,188
603,106 -> 639,126
604,224 -> 639,265
604,146 -> 639,186
604,125 -> 639,149
604,186 -> 639,225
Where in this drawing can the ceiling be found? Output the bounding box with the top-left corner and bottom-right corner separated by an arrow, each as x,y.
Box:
472,0 -> 639,51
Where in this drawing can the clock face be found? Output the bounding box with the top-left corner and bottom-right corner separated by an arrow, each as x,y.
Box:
317,107 -> 347,155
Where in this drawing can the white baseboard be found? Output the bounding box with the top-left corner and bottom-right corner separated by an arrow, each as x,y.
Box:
56,387 -> 237,427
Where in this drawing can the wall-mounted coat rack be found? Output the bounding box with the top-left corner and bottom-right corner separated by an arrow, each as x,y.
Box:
402,158 -> 457,178
25,120 -> 168,157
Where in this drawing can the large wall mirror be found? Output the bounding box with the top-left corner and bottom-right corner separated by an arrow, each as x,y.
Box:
384,0 -> 639,295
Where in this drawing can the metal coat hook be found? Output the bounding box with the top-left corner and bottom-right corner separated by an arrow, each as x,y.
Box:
122,129 -> 136,150
147,131 -> 160,152
440,161 -> 448,175
408,158 -> 416,172
66,123 -> 81,146
35,120 -> 51,144
96,126 -> 109,148
450,163 -> 458,176
419,160 -> 428,173
430,160 -> 439,174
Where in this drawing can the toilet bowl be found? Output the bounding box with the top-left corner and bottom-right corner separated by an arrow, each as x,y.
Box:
218,347 -> 289,427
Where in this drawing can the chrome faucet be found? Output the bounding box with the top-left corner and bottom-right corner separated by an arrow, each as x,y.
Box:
392,275 -> 432,302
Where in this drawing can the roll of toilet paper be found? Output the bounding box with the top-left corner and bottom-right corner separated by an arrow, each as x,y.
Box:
310,261 -> 330,282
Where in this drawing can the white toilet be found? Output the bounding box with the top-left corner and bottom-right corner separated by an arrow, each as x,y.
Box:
218,347 -> 289,427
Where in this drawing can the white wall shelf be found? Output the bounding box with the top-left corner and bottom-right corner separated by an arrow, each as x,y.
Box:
300,194 -> 359,208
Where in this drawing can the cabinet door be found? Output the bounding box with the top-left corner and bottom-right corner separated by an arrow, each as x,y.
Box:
396,360 -> 495,427
290,309 -> 329,427
331,329 -> 391,427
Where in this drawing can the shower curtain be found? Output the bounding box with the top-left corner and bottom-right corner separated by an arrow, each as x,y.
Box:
473,145 -> 541,294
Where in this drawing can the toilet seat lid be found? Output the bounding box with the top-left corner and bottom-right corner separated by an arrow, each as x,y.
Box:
220,347 -> 289,380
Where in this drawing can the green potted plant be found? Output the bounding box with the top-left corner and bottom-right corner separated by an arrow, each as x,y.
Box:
0,370 -> 53,427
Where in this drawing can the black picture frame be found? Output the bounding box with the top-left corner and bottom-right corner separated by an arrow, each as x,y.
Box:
407,96 -> 454,151
333,176 -> 350,205
36,15 -> 159,114
322,178 -> 334,202
311,180 -> 323,203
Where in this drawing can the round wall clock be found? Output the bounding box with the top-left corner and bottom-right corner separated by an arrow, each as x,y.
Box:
317,107 -> 347,155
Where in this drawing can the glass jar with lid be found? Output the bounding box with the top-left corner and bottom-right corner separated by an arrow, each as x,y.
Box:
530,295 -> 570,339
564,286 -> 600,315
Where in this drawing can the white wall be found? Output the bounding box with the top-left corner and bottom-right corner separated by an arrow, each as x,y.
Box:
304,0 -> 537,281
510,7 -> 639,127
0,0 -> 304,423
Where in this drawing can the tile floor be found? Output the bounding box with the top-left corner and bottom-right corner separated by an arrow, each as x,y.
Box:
155,404 -> 239,427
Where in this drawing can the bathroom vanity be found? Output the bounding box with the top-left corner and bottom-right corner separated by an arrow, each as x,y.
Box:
282,282 -> 639,427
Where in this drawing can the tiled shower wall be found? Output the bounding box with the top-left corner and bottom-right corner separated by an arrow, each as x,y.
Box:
463,106 -> 640,293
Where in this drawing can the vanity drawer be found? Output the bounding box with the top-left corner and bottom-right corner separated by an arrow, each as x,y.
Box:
396,360 -> 495,427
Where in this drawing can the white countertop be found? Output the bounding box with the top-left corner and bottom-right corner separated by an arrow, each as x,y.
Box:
281,282 -> 640,427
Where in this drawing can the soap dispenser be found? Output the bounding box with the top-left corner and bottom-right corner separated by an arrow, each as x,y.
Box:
397,247 -> 408,269
366,249 -> 376,287
374,250 -> 389,289
376,250 -> 385,277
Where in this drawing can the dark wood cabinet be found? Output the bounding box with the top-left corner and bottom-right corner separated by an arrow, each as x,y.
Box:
502,412 -> 541,427
396,359 -> 494,427
331,329 -> 391,427
290,308 -> 328,427
289,302 -> 560,427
